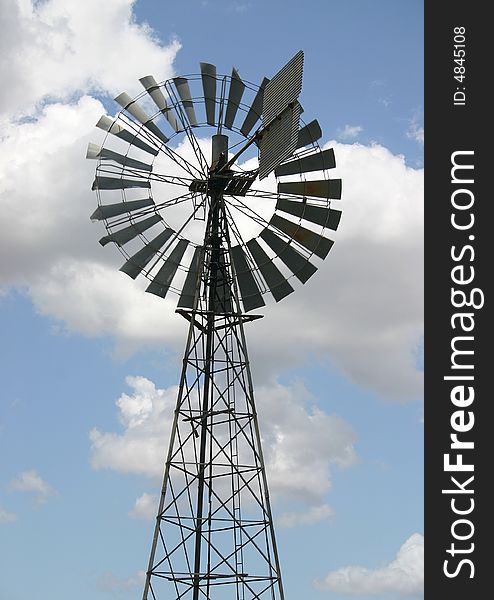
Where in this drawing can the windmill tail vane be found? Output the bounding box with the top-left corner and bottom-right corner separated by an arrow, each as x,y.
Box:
87,50 -> 342,600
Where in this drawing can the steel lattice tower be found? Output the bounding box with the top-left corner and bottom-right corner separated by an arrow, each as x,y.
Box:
143,159 -> 284,600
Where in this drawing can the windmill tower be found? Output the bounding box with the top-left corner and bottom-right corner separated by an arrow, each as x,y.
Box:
88,51 -> 342,600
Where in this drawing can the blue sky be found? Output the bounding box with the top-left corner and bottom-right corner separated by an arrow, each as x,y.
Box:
0,1 -> 423,599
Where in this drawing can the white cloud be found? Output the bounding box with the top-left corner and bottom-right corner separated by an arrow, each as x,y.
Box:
90,376 -> 357,509
315,533 -> 424,596
0,0 -> 180,120
90,376 -> 177,478
0,506 -> 17,522
337,125 -> 363,140
278,504 -> 333,528
129,492 -> 158,520
370,80 -> 392,108
9,470 -> 55,504
96,570 -> 146,593
407,117 -> 424,145
257,380 -> 357,504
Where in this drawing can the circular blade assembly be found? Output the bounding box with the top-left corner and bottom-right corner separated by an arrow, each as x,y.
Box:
88,52 -> 342,312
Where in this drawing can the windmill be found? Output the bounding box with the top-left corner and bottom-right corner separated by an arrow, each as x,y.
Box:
88,50 -> 342,600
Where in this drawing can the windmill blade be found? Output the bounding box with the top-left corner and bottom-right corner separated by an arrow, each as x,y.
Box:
274,148 -> 335,177
260,228 -> 317,283
296,120 -> 322,149
224,67 -> 245,130
246,238 -> 294,302
173,77 -> 198,127
92,176 -> 151,191
230,245 -> 265,312
258,101 -> 302,179
139,75 -> 180,132
177,246 -> 203,308
96,115 -> 159,156
114,92 -> 169,144
269,214 -> 333,259
120,229 -> 175,279
278,179 -> 342,200
200,63 -> 217,126
276,198 -> 342,230
99,214 -> 162,247
240,77 -> 269,137
87,143 -> 152,172
146,239 -> 189,299
90,198 -> 155,221
262,50 -> 304,126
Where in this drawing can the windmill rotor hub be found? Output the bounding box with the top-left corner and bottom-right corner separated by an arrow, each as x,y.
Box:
188,171 -> 257,197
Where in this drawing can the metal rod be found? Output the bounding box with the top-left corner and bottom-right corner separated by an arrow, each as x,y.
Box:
192,189 -> 221,600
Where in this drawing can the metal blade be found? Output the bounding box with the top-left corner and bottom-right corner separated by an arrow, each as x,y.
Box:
200,63 -> 217,126
87,143 -> 152,172
99,214 -> 162,247
173,77 -> 198,127
276,198 -> 342,230
177,246 -> 203,308
262,50 -> 304,126
230,245 -> 265,312
274,148 -> 335,177
296,120 -> 322,148
90,198 -> 154,221
139,75 -> 180,132
278,179 -> 342,200
258,101 -> 301,179
260,228 -> 317,283
92,176 -> 150,191
145,239 -> 189,298
114,92 -> 169,144
270,214 -> 333,259
240,77 -> 269,137
96,115 -> 159,156
276,198 -> 341,231
224,67 -> 245,130
246,238 -> 294,302
119,229 -> 174,279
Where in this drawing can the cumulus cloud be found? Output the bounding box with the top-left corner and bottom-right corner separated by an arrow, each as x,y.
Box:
315,533 -> 424,596
278,504 -> 333,528
9,470 -> 56,504
0,506 -> 17,523
0,0 -> 179,119
90,376 -> 357,511
90,376 -> 177,477
257,380 -> 357,504
407,117 -> 424,145
129,493 -> 158,520
96,570 -> 146,594
337,125 -> 363,140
